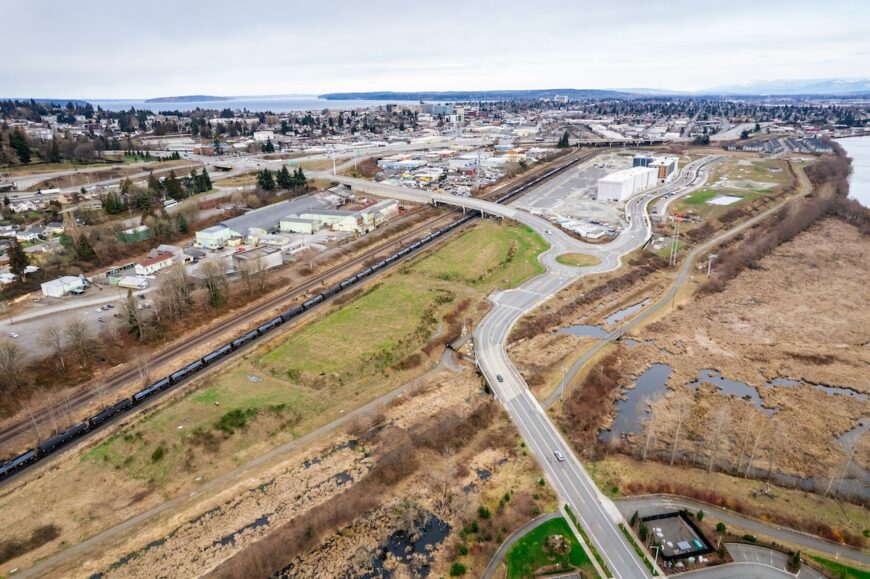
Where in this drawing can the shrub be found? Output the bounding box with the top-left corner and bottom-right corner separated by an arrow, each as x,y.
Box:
716,522 -> 727,533
478,506 -> 491,520
697,510 -> 704,522
214,408 -> 259,434
450,562 -> 467,576
151,444 -> 165,462
742,534 -> 757,543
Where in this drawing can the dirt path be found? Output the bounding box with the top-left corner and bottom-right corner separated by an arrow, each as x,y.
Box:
16,361 -> 467,578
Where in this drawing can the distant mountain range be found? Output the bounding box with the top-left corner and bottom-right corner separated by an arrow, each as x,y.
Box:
144,95 -> 230,103
319,80 -> 870,101
705,78 -> 870,95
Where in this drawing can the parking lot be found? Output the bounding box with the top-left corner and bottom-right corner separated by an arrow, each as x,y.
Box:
726,543 -> 825,579
512,152 -> 629,227
641,512 -> 712,562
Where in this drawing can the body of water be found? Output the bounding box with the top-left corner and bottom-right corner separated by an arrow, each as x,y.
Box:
87,94 -> 412,113
836,135 -> 870,207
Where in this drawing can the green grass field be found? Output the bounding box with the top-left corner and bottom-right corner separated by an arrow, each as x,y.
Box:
82,221 -> 548,486
810,555 -> 870,579
556,253 -> 601,267
506,517 -> 593,579
682,189 -> 720,205
412,223 -> 547,289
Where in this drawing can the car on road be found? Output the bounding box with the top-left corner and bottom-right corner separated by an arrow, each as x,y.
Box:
9,332 -> 19,339
496,374 -> 504,383
554,450 -> 565,462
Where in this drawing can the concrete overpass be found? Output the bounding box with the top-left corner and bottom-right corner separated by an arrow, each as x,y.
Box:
574,139 -> 670,148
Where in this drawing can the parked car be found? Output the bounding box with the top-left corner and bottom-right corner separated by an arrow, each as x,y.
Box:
9,332 -> 19,339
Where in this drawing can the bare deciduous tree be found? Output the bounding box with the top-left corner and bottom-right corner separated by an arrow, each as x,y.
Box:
155,263 -> 192,321
744,417 -> 767,478
39,323 -> 66,371
707,406 -> 731,474
669,390 -> 692,466
65,319 -> 98,368
202,259 -> 229,309
0,339 -> 25,388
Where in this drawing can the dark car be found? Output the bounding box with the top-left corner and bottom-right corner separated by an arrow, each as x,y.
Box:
496,374 -> 504,383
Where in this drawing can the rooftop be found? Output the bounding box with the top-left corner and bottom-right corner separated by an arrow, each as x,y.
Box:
222,196 -> 325,235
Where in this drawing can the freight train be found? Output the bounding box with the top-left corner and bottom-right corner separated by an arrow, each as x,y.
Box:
0,151 -> 584,482
0,211 -> 479,481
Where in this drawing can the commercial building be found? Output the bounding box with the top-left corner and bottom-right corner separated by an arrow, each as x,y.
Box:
279,217 -> 321,235
117,275 -> 149,290
231,246 -> 283,272
41,275 -> 86,298
633,154 -> 678,182
135,254 -> 174,275
196,196 -> 326,250
596,166 -> 658,202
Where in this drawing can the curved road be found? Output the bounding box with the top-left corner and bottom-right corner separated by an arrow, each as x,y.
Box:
543,158 -> 812,408
616,495 -> 869,567
471,158 -> 716,579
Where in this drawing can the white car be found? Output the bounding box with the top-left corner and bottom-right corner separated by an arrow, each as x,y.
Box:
554,450 -> 566,462
9,332 -> 19,338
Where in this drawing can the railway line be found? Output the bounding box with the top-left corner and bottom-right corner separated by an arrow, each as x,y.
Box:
0,147 -> 594,481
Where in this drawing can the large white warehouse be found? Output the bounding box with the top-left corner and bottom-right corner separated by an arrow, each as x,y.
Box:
596,166 -> 658,202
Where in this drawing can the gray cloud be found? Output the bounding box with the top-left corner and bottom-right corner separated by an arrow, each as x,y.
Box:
3,0 -> 868,98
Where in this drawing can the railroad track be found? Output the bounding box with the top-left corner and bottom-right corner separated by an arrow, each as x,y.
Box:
0,148 -> 593,459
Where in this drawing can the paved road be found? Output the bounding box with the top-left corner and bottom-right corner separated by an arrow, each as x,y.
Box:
542,158 -> 809,408
675,562 -> 795,578
617,496 -> 869,567
725,544 -> 825,579
481,512 -> 561,579
469,159 -> 715,579
337,157 -> 714,579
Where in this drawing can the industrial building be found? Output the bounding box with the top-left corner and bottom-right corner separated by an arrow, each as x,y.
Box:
231,246 -> 283,272
41,275 -> 86,298
633,154 -> 678,182
135,254 -> 174,276
195,196 -> 326,250
596,166 -> 658,202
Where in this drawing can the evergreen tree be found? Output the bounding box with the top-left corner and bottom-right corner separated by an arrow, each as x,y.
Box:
48,140 -> 61,163
257,168 -> 275,191
176,213 -> 189,234
276,165 -> 292,189
3,195 -> 9,206
164,170 -> 183,200
76,234 -> 97,261
557,130 -> 570,148
7,239 -> 29,279
197,168 -> 212,192
293,167 -> 307,188
147,173 -> 163,194
9,129 -> 31,164
261,138 -> 275,153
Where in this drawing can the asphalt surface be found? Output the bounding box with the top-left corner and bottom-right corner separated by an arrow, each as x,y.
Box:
332,157 -> 716,579
481,512 -> 562,579
617,495 -> 869,568
470,159 -> 715,579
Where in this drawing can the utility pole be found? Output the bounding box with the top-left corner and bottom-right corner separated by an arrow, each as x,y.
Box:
668,220 -> 681,268
560,366 -> 568,401
706,254 -> 717,277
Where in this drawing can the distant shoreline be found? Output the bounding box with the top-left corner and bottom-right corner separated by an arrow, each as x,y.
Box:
144,95 -> 230,103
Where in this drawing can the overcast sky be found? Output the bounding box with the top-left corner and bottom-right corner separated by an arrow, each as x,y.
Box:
4,0 -> 869,99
